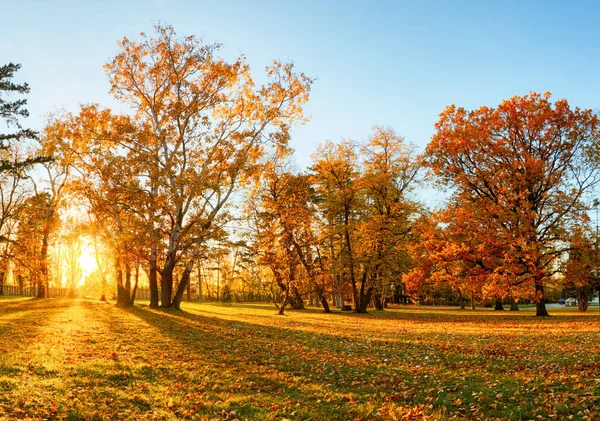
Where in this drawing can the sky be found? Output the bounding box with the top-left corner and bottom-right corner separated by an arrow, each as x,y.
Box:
2,0 -> 600,208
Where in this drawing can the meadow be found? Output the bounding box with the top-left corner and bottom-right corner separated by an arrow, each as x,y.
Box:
0,297 -> 599,421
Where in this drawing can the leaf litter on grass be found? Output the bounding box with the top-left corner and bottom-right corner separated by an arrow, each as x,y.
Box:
0,299 -> 599,420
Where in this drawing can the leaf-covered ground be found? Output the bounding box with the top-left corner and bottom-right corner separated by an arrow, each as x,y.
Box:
0,297 -> 599,420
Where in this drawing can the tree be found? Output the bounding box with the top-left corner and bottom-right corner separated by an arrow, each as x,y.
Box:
425,92 -> 600,316
360,127 -> 421,310
404,202 -> 509,310
13,192 -> 59,298
0,146 -> 30,295
101,25 -> 312,309
564,226 -> 597,312
311,141 -> 363,311
248,163 -> 332,313
0,63 -> 48,171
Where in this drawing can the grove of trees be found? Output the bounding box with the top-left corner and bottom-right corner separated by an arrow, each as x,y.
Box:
2,26 -> 600,316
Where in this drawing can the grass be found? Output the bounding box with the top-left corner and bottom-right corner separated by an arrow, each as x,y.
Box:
0,297 -> 599,420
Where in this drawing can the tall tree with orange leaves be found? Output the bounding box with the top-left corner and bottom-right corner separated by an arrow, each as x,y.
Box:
425,92 -> 600,316
103,25 -> 312,309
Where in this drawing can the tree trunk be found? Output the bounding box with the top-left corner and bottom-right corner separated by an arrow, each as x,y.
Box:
115,258 -> 127,306
289,286 -> 305,309
494,297 -> 504,310
36,277 -> 45,298
37,225 -> 50,299
458,290 -> 465,309
355,272 -> 370,313
197,264 -> 203,302
319,294 -> 331,313
374,294 -> 384,311
149,245 -> 159,308
578,287 -> 588,312
510,299 -> 519,311
161,257 -> 175,307
470,292 -> 476,310
124,262 -> 132,301
535,280 -> 549,316
0,272 -> 4,295
343,209 -> 359,313
170,261 -> 194,310
358,286 -> 374,313
130,258 -> 139,305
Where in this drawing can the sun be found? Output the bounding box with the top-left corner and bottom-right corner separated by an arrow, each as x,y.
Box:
78,246 -> 99,286
79,250 -> 98,272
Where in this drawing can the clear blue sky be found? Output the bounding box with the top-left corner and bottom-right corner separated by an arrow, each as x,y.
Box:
2,0 -> 600,206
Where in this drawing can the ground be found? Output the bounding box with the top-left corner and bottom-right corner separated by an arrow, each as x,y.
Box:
0,297 -> 599,420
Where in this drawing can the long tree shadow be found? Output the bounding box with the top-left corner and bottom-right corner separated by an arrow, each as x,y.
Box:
113,305 -> 590,420
120,304 -> 433,420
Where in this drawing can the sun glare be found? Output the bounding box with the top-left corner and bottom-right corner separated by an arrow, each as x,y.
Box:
78,246 -> 99,286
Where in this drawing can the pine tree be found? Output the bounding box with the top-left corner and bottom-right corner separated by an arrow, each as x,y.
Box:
0,63 -> 48,171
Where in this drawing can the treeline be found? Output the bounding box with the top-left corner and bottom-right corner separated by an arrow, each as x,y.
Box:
2,26 -> 600,316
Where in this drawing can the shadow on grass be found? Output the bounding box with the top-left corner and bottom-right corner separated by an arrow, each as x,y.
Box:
114,300 -> 600,420
120,304 -> 415,420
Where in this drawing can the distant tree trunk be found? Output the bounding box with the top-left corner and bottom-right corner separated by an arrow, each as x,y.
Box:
578,287 -> 588,312
37,225 -> 50,298
535,280 -> 549,316
0,272 -> 4,295
314,283 -> 331,313
358,286 -> 374,313
125,261 -> 132,300
289,286 -> 305,309
130,258 -> 139,305
197,264 -> 203,302
510,299 -> 519,311
115,255 -> 132,306
343,208 -> 360,313
355,272 -> 371,313
148,245 -> 159,308
115,258 -> 126,306
374,291 -> 384,311
458,290 -> 465,309
494,297 -> 504,310
319,294 -> 331,313
171,260 -> 194,310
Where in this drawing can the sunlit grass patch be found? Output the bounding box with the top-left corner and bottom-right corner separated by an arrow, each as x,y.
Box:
0,299 -> 599,420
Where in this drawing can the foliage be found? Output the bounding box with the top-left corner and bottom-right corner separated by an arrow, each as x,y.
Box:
424,92 -> 600,316
0,63 -> 49,171
564,226 -> 599,312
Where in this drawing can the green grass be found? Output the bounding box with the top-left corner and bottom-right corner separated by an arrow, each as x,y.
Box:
0,298 -> 599,420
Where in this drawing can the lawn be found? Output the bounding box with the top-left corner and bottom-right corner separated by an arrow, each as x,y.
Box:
0,297 -> 599,420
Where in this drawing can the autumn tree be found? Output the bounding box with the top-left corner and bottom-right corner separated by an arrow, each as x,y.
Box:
425,92 -> 600,316
311,129 -> 422,313
404,202 -> 512,309
360,127 -> 421,310
248,163 -> 331,313
0,146 -> 30,295
564,226 -> 598,312
66,112 -> 148,307
13,192 -> 58,297
98,25 -> 312,310
311,140 -> 364,311
248,184 -> 304,314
